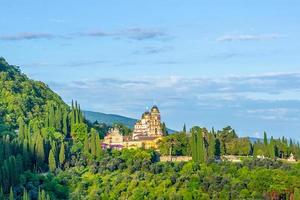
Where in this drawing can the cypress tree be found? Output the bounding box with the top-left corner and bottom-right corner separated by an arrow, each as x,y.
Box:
50,141 -> 57,159
8,156 -> 17,186
78,105 -> 83,123
55,107 -> 62,131
161,122 -> 168,136
0,187 -> 3,200
263,131 -> 268,146
32,121 -> 40,136
62,112 -> 68,135
83,137 -> 89,155
208,133 -> 216,160
48,148 -> 56,172
263,132 -> 268,156
38,188 -> 47,200
269,137 -> 276,159
22,188 -> 30,200
191,127 -> 198,162
2,161 -> 9,191
18,117 -> 25,140
190,126 -> 205,163
9,187 -> 13,200
24,124 -> 29,141
59,142 -> 65,167
71,100 -> 74,110
4,135 -> 11,158
49,105 -> 55,128
215,138 -> 221,157
36,134 -> 45,169
75,101 -> 79,124
90,129 -> 97,157
183,124 -> 186,133
197,128 -> 205,163
22,139 -> 30,169
45,114 -> 49,128
95,132 -> 102,158
211,127 -> 215,135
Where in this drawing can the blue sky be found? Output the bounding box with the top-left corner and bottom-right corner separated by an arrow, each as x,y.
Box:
1,0 -> 300,139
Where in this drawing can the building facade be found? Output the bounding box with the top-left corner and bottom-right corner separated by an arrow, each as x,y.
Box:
102,106 -> 163,150
132,106 -> 163,139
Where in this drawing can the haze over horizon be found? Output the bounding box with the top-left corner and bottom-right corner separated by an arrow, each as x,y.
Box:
1,1 -> 300,139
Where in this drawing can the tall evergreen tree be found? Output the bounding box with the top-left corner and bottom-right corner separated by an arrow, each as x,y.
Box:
83,137 -> 89,155
75,101 -> 79,124
22,188 -> 30,200
55,107 -> 62,131
49,105 -> 55,128
45,114 -> 49,128
48,148 -> 56,172
62,112 -> 68,135
0,187 -> 4,200
161,122 -> 168,136
197,128 -> 205,163
263,131 -> 268,146
269,137 -> 276,159
191,127 -> 199,162
38,188 -> 47,200
215,138 -> 221,157
183,124 -> 186,133
35,134 -> 45,169
95,132 -> 102,158
208,133 -> 216,160
22,139 -> 30,169
78,105 -> 83,123
59,142 -> 65,167
18,117 -> 25,140
9,187 -> 13,200
191,127 -> 205,163
90,129 -> 97,157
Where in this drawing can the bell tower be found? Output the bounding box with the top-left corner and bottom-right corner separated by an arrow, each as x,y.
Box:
149,105 -> 162,136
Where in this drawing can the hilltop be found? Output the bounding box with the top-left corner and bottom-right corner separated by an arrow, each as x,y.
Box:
0,57 -> 68,127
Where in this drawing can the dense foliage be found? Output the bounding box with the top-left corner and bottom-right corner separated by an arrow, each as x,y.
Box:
55,149 -> 300,200
0,57 -> 67,127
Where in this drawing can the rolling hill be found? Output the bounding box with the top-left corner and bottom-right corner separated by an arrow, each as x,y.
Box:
0,57 -> 68,128
83,110 -> 137,127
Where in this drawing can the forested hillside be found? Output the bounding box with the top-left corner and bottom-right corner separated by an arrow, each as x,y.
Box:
0,57 -> 67,128
0,58 -> 94,199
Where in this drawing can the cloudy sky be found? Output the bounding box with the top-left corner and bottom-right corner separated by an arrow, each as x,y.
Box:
1,0 -> 300,139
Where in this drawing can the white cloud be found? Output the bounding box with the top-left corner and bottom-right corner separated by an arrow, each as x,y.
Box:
217,33 -> 282,42
48,72 -> 300,137
0,32 -> 56,41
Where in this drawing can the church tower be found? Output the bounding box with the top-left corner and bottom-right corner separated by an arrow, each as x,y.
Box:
149,105 -> 162,136
132,105 -> 163,139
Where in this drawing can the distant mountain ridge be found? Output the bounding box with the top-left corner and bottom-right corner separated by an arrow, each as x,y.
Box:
84,110 -> 137,127
83,110 -> 176,133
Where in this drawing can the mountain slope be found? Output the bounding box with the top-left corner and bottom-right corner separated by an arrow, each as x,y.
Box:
84,110 -> 137,127
0,57 -> 68,127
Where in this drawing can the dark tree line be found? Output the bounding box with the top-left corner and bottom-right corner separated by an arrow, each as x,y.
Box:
160,125 -> 300,164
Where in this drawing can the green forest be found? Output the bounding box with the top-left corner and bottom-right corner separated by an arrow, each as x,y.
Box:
1,57 -> 300,200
